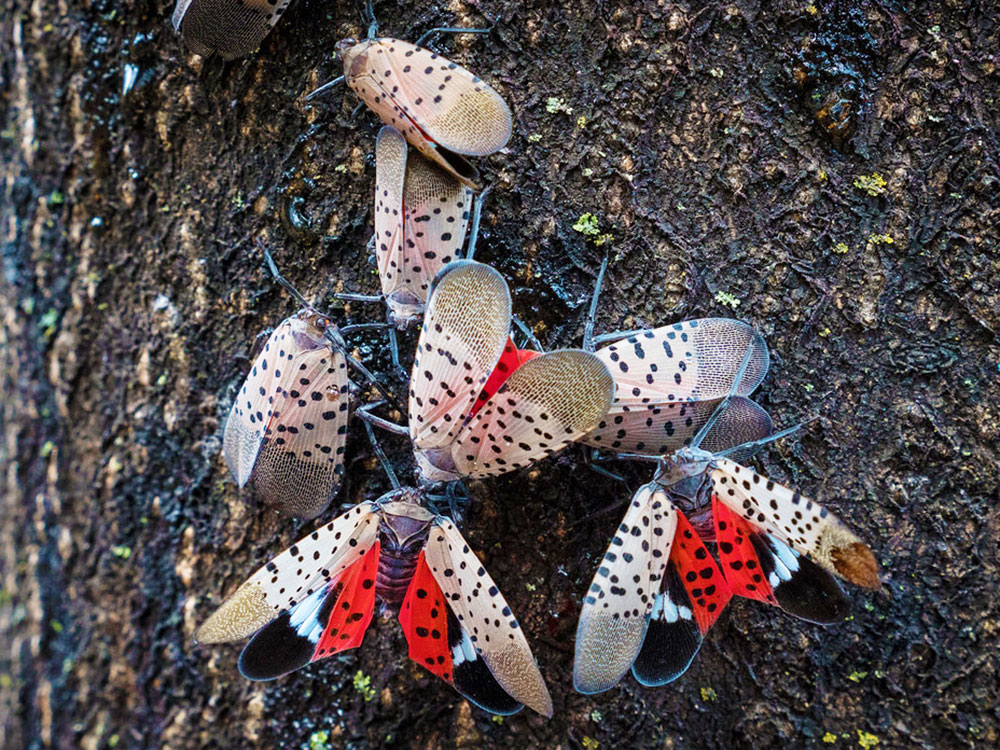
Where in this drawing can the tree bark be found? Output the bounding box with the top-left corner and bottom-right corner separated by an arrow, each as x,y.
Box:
2,0 -> 998,748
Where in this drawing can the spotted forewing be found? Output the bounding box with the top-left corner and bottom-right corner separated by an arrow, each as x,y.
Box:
341,38 -> 513,188
408,261 -> 615,483
222,310 -> 349,519
374,125 -> 473,327
583,318 -> 771,455
574,456 -> 879,692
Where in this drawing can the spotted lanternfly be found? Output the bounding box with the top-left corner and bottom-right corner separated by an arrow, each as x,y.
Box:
408,261 -> 615,483
583,319 -> 773,455
573,445 -> 881,694
196,487 -> 553,717
172,0 -> 291,60
338,37 -> 513,189
223,309 -> 349,519
374,125 -> 473,328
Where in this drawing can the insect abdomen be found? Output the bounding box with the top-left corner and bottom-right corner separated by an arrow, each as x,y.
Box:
376,545 -> 420,606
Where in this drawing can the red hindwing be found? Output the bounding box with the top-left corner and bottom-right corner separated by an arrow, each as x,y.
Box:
314,542 -> 380,658
470,338 -> 540,417
670,512 -> 732,634
712,495 -> 778,605
399,550 -> 454,683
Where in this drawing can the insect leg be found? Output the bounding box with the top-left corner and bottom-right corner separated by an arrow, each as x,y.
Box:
362,0 -> 379,39
362,416 -> 400,489
465,184 -> 492,259
250,326 -> 275,358
688,342 -> 758,450
581,448 -> 627,483
511,314 -> 544,352
305,75 -> 346,102
334,292 -> 384,304
414,26 -> 492,49
342,352 -> 404,413
582,251 -> 610,353
340,321 -> 394,335
386,326 -> 408,382
355,400 -> 409,436
590,330 -> 639,347
713,417 -> 817,459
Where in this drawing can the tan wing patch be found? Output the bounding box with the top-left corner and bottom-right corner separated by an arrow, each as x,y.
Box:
408,261 -> 510,451
374,126 -> 410,316
173,0 -> 290,60
711,459 -> 880,588
452,349 -> 615,477
196,502 -> 382,643
597,319 -> 769,406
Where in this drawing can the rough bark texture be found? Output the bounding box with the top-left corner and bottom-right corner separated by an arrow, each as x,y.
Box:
2,0 -> 998,748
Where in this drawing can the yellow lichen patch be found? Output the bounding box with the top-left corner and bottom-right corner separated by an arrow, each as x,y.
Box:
853,173 -> 887,197
857,730 -> 880,748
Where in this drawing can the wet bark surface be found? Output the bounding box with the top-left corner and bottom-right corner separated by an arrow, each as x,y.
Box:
2,0 -> 999,748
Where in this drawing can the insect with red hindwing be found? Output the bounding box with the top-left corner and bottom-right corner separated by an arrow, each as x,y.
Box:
196,486 -> 553,717
171,0 -> 292,60
223,250 -> 397,519
380,260 -> 616,485
573,349 -> 881,694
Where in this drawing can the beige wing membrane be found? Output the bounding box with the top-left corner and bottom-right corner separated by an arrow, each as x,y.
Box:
196,502 -> 381,644
574,484 -> 675,694
582,396 -> 772,456
452,350 -> 615,477
408,261 -> 511,451
172,0 -> 290,60
597,318 -> 769,406
711,459 -> 880,589
424,518 -> 553,716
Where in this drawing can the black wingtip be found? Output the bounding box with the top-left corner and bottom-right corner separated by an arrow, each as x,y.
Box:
238,613 -> 315,681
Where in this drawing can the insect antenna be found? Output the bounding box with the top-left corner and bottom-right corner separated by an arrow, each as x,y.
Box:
687,341 -> 758,451
263,247 -> 313,311
582,250 -> 611,353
